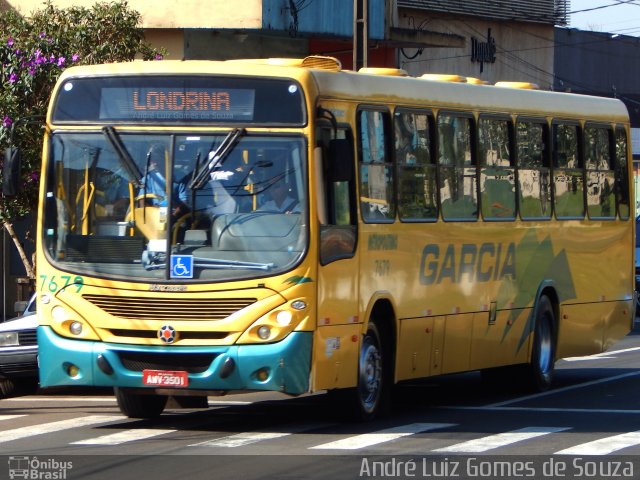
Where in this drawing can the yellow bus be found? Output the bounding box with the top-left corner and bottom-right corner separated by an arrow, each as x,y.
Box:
8,56 -> 634,420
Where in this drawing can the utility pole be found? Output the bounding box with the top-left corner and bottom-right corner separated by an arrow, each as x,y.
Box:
353,0 -> 368,70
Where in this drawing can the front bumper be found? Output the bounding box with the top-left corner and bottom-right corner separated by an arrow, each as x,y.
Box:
38,326 -> 312,395
0,347 -> 38,378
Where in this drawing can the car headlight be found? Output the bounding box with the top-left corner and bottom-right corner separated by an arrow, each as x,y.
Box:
0,332 -> 19,347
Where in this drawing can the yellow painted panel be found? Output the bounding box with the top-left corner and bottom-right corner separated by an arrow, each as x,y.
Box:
441,313 -> 473,374
604,300 -> 634,351
557,301 -> 632,358
556,303 -> 606,358
430,316 -> 445,376
470,308 -> 531,370
311,324 -> 360,391
396,317 -> 433,381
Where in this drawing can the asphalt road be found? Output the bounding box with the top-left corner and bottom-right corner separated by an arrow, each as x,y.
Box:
1,325 -> 640,480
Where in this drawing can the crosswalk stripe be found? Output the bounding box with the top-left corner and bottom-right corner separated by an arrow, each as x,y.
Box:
555,431 -> 640,455
433,426 -> 571,453
189,423 -> 330,448
71,428 -> 176,445
0,415 -> 123,444
0,415 -> 27,421
310,423 -> 455,450
192,431 -> 291,448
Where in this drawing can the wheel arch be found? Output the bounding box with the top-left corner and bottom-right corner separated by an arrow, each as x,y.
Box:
363,294 -> 397,383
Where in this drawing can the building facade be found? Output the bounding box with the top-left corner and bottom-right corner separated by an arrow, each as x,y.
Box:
4,1 -> 568,85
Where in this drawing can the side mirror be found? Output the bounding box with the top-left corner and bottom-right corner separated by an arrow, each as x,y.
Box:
3,147 -> 21,196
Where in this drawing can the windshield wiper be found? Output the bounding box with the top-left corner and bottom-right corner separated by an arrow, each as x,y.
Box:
189,128 -> 245,190
141,253 -> 273,272
102,126 -> 143,185
192,256 -> 274,271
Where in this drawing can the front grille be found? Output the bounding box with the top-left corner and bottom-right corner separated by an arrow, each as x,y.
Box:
18,330 -> 37,346
83,294 -> 256,321
110,329 -> 229,340
118,351 -> 216,373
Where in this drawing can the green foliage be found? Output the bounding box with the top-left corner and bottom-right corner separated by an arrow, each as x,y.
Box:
0,1 -> 164,221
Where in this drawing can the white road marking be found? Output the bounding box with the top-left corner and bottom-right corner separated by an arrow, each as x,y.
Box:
0,415 -> 27,421
310,423 -> 455,450
443,406 -> 640,414
71,428 -> 176,445
487,371 -> 640,407
556,431 -> 640,455
0,415 -> 123,443
3,396 -> 251,406
3,397 -> 117,402
562,356 -> 614,361
190,423 -> 330,448
433,426 -> 571,453
192,431 -> 292,448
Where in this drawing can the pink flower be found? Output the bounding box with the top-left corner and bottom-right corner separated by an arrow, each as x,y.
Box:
71,54 -> 79,63
2,115 -> 12,129
56,56 -> 65,67
7,37 -> 14,47
8,72 -> 18,83
155,54 -> 163,61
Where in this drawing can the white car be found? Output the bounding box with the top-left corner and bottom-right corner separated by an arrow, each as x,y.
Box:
0,294 -> 38,397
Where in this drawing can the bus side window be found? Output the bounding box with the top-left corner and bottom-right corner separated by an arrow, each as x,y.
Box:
552,122 -> 583,219
395,110 -> 437,222
516,119 -> 552,220
437,113 -> 477,221
318,128 -> 357,265
614,127 -> 631,220
358,109 -> 395,222
478,116 -> 515,220
584,125 -> 615,219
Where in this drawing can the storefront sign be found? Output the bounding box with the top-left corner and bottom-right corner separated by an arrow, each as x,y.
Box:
471,28 -> 496,73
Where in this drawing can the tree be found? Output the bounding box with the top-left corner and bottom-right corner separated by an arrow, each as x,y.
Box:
0,1 -> 164,279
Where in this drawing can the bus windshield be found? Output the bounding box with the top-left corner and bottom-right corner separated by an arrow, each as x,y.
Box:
43,132 -> 307,282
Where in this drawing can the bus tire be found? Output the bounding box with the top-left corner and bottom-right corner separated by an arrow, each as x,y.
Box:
523,295 -> 556,392
115,388 -> 167,418
350,322 -> 388,421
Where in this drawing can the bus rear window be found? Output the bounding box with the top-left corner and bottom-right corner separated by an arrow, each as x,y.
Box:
52,76 -> 306,125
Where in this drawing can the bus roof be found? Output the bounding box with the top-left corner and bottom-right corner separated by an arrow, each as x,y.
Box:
54,57 -> 629,124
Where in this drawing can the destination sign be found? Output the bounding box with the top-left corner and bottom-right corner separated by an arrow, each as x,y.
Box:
52,76 -> 305,125
100,87 -> 255,121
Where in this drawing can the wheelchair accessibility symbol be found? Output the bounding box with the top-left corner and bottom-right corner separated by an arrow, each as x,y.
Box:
170,255 -> 193,278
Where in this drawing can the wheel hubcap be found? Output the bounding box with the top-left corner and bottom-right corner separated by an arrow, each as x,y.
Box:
537,317 -> 552,376
358,339 -> 382,413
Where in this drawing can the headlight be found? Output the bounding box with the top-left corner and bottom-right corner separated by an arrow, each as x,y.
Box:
0,332 -> 19,347
275,310 -> 293,326
257,325 -> 271,340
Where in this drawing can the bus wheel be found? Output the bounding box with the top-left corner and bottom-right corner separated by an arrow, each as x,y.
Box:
115,388 -> 167,418
353,322 -> 385,421
525,295 -> 556,391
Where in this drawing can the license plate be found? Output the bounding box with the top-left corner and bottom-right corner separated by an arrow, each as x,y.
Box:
142,369 -> 189,387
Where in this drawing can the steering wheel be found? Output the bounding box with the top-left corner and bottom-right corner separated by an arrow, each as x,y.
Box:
135,193 -> 163,207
